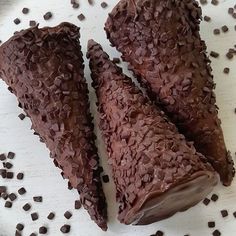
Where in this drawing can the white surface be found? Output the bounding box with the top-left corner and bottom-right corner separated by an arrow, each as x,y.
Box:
0,0 -> 236,235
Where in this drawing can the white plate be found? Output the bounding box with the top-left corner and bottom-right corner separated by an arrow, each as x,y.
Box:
0,0 -> 236,235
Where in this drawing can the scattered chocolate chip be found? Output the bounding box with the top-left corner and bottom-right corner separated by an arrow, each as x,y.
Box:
213,29 -> 220,35
22,8 -> 29,14
223,68 -> 230,74
102,175 -> 109,183
233,211 -> 236,218
5,201 -> 12,208
228,8 -> 234,14
75,200 -> 81,209
221,25 -> 229,33
1,192 -> 8,200
14,18 -> 21,25
88,0 -> 94,5
43,12 -> 52,21
211,194 -> 219,202
213,229 -> 221,236
15,231 -> 21,236
5,162 -> 13,169
31,212 -> 39,221
77,14 -> 85,21
200,0 -> 207,4
204,16 -> 211,22
30,233 -> 37,236
101,2 -> 108,8
73,3 -> 79,8
7,152 -> 15,159
16,223 -> 24,231
9,193 -> 17,201
0,153 -> 6,161
155,230 -> 164,236
29,20 -> 37,27
22,203 -> 31,211
210,51 -> 219,58
64,211 -> 72,219
113,58 -> 121,64
0,186 -> 7,194
233,13 -> 236,19
0,169 -> 6,178
203,198 -> 210,206
33,196 -> 43,202
47,212 -> 55,220
17,172 -> 24,180
18,187 -> 26,195
208,221 -> 215,228
60,224 -> 71,233
6,172 -> 14,179
226,52 -> 234,59
39,226 -> 47,234
211,0 -> 218,5
221,210 -> 228,217
18,113 -> 26,120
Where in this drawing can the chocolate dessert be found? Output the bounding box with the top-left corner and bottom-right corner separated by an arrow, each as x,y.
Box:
0,23 -> 107,230
87,40 -> 218,225
105,0 -> 235,186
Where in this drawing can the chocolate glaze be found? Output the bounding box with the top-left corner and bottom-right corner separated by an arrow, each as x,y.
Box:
0,23 -> 107,230
105,0 -> 235,186
87,40 -> 217,225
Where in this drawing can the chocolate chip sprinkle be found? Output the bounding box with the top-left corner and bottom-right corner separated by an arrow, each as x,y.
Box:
60,224 -> 71,233
18,187 -> 26,195
101,2 -> 108,9
43,12 -> 52,21
31,212 -> 39,221
102,175 -> 109,183
7,152 -> 15,159
208,221 -> 215,228
211,194 -> 219,202
0,186 -> 7,194
33,196 -> 43,202
228,8 -> 234,14
14,18 -> 21,25
211,0 -> 219,5
75,200 -> 81,209
221,25 -> 229,33
64,211 -> 72,219
5,201 -> 12,208
210,51 -> 219,58
39,226 -> 47,234
9,193 -> 17,201
22,8 -> 29,14
221,209 -> 228,218
0,153 -> 6,161
29,20 -> 37,27
213,29 -> 220,35
203,198 -> 210,206
18,113 -> 26,120
223,68 -> 230,74
17,172 -> 24,180
16,223 -> 24,231
200,0 -> 207,5
47,212 -> 55,220
204,16 -> 211,22
77,14 -> 85,21
6,172 -> 14,179
22,203 -> 31,211
212,229 -> 221,236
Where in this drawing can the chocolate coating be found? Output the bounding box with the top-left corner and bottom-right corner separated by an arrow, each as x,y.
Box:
0,23 -> 107,230
105,0 -> 235,186
87,40 -> 217,225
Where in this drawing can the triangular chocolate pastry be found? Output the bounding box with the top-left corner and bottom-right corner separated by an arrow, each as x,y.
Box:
105,0 -> 235,186
87,40 -> 217,225
0,23 -> 107,230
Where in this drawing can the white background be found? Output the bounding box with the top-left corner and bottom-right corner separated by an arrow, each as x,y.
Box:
0,0 -> 236,235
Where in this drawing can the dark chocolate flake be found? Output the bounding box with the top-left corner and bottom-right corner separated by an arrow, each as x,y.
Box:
223,68 -> 230,74
5,201 -> 12,208
213,29 -> 220,35
213,229 -> 221,236
77,14 -> 85,21
47,212 -> 55,220
16,223 -> 24,231
156,230 -> 164,236
220,209 -> 228,217
18,187 -> 26,195
210,51 -> 219,58
22,8 -> 29,14
14,18 -> 21,25
1,192 -> 8,200
33,196 -> 43,202
64,211 -> 72,219
60,224 -> 71,233
39,226 -> 47,234
5,162 -> 13,169
31,212 -> 39,221
43,12 -> 52,21
18,113 -> 26,120
7,152 -> 15,159
208,221 -> 215,228
211,194 -> 219,202
0,186 -> 7,194
204,16 -> 211,22
75,200 -> 81,209
17,172 -> 24,180
0,153 -> 6,161
9,193 -> 17,201
22,203 -> 31,211
29,20 -> 37,27
228,8 -> 234,14
200,0 -> 207,5
221,25 -> 229,33
101,2 -> 108,8
6,172 -> 14,179
203,198 -> 210,206
211,0 -> 219,5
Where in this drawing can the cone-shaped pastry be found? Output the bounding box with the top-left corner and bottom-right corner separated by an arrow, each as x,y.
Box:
105,0 -> 235,186
0,23 -> 107,230
87,40 -> 217,225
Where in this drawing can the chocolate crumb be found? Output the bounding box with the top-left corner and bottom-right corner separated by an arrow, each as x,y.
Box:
18,113 -> 26,120
18,187 -> 26,195
211,194 -> 219,202
43,12 -> 52,21
213,29 -> 220,35
203,198 -> 210,206
6,172 -> 14,179
39,226 -> 47,234
210,51 -> 219,58
221,25 -> 229,33
223,68 -> 230,74
47,212 -> 55,220
5,201 -> 12,208
204,16 -> 211,22
14,18 -> 21,25
16,223 -> 24,231
113,58 -> 121,64
64,211 -> 72,219
30,233 -> 37,236
200,0 -> 207,5
208,221 -> 215,228
15,231 -> 21,236
221,210 -> 228,217
77,14 -> 85,21
1,192 -> 8,200
213,229 -> 221,236
226,52 -> 234,59
75,200 -> 81,209
22,8 -> 29,14
7,152 -> 15,159
88,0 -> 94,5
17,173 -> 24,180
211,0 -> 218,5
156,230 -> 164,236
33,196 -> 43,202
0,186 -> 7,194
73,3 -> 79,8
0,153 -> 6,161
228,8 -> 234,14
60,224 -> 71,233
31,212 -> 39,221
102,175 -> 109,183
5,162 -> 13,169
0,169 -> 6,178
101,2 -> 108,8
29,20 -> 37,27
9,193 -> 17,201
22,203 -> 31,211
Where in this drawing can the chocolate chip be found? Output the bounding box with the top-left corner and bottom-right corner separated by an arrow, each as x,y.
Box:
7,152 -> 15,159
113,58 -> 121,64
221,210 -> 228,217
208,221 -> 215,228
5,201 -> 12,208
233,211 -> 236,218
211,0 -> 218,5
18,187 -> 26,195
9,193 -> 17,201
221,25 -> 229,33
88,0 -> 94,5
228,8 -> 234,14
5,162 -> 13,169
0,169 -> 6,178
75,200 -> 81,209
33,196 -> 43,202
204,16 -> 211,22
39,226 -> 47,234
200,0 -> 207,5
226,52 -> 234,59
203,198 -> 210,205
101,2 -> 108,8
223,68 -> 230,74
14,18 -> 21,25
73,3 -> 79,8
102,175 -> 109,183
43,12 -> 52,21
47,212 -> 55,220
155,230 -> 164,236
0,153 -> 6,161
0,186 -> 7,194
22,203 -> 31,211
22,8 -> 29,14
6,172 -> 14,179
16,223 -> 24,231
213,29 -> 220,35
210,51 -> 219,58
60,224 -> 71,233
213,229 -> 221,236
77,14 -> 85,21
29,20 -> 37,27
1,192 -> 8,200
17,172 -> 24,180
15,231 -> 21,236
233,13 -> 236,19
64,211 -> 72,219
30,233 -> 37,236
211,194 -> 219,202
31,212 -> 39,221
18,113 -> 26,120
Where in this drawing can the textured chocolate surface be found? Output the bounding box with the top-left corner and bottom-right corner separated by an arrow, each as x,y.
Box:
87,40 -> 217,225
0,23 -> 107,230
105,0 -> 235,186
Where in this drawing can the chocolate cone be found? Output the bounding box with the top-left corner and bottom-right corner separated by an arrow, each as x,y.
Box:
87,39 -> 217,225
105,0 -> 235,185
0,23 -> 107,230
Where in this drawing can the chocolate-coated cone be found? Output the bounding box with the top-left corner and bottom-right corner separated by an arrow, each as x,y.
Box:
105,0 -> 235,186
87,39 -> 217,225
0,23 -> 107,230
